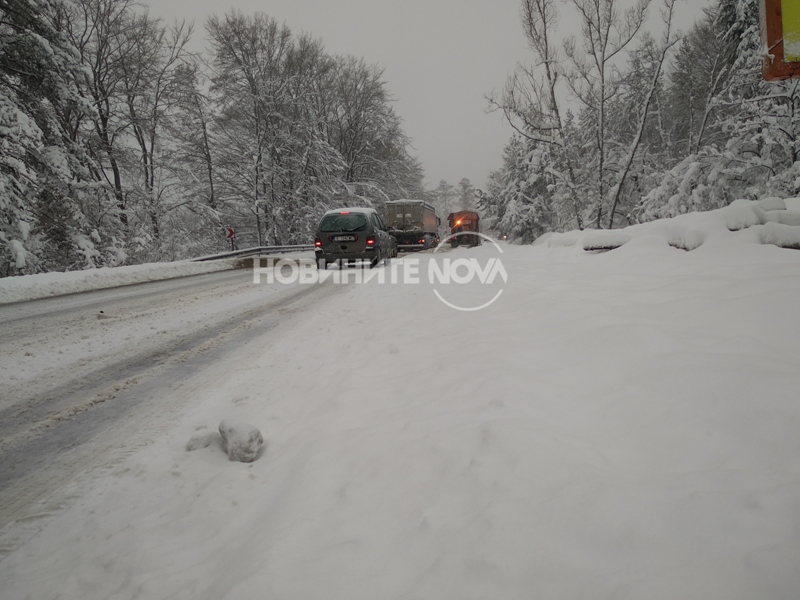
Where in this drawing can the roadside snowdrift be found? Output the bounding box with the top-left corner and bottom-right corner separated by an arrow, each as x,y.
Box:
0,259 -> 236,305
537,196 -> 800,253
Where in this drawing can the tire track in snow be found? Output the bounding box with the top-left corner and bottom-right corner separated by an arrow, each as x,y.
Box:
0,274 -> 347,554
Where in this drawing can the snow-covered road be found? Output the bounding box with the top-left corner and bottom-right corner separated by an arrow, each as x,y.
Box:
2,203 -> 800,599
0,261 -> 344,536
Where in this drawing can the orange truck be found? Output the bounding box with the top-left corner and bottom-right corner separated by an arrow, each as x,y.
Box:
447,211 -> 481,247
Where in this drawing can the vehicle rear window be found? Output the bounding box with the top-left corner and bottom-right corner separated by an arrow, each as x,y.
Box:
320,213 -> 368,232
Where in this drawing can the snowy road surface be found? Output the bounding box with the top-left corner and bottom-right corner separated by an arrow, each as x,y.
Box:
2,205 -> 800,599
0,263 -> 344,537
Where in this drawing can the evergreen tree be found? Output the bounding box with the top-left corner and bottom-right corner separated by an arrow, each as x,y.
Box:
0,0 -> 97,274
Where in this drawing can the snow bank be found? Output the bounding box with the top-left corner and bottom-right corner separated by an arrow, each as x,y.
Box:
761,222 -> 800,249
725,199 -> 765,231
0,259 -> 238,305
0,252 -> 316,305
582,231 -> 631,251
536,197 -> 800,255
758,196 -> 787,211
667,227 -> 705,251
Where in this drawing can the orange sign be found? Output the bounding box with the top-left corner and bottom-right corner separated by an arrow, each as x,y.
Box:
762,0 -> 800,80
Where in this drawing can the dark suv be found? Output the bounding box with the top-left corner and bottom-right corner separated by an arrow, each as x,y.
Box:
314,208 -> 394,269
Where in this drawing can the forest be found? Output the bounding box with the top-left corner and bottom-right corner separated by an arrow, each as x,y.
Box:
0,0 -> 791,274
480,0 -> 797,242
0,0 -> 425,275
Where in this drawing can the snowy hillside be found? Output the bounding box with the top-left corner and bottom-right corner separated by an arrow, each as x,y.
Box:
1,200 -> 799,599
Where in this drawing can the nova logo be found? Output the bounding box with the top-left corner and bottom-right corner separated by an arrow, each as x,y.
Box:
430,233 -> 507,312
428,258 -> 508,285
252,232 -> 508,312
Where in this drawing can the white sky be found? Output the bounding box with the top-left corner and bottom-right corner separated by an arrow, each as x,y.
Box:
146,0 -> 713,190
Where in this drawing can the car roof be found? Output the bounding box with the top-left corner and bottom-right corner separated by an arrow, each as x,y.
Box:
322,207 -> 377,216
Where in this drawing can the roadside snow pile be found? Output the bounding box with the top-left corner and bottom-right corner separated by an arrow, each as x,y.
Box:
724,199 -> 765,231
0,260 -> 238,304
540,196 -> 800,252
757,196 -> 787,211
0,252 -> 315,305
761,222 -> 800,249
722,198 -> 800,230
582,232 -> 631,251
0,259 -> 237,305
725,198 -> 800,249
667,227 -> 705,251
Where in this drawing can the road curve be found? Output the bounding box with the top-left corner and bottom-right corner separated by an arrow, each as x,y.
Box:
0,265 -> 342,546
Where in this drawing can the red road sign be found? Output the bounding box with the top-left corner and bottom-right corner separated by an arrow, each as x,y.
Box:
226,227 -> 235,239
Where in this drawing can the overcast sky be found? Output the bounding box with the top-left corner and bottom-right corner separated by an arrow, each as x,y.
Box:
147,0 -> 713,191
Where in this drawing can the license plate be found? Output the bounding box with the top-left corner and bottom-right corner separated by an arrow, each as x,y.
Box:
332,235 -> 356,242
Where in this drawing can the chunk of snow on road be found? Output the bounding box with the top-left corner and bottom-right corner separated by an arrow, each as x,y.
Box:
219,419 -> 263,462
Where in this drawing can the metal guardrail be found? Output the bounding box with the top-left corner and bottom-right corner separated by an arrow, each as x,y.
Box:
192,245 -> 315,262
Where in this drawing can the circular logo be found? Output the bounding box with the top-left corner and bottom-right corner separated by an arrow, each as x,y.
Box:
430,232 -> 507,312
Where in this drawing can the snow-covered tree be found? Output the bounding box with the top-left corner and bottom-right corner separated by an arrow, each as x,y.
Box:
207,13 -> 351,247
637,0 -> 800,221
328,54 -> 423,207
666,6 -> 733,158
480,135 -> 558,242
0,0 -> 100,274
118,15 -> 192,259
428,179 -> 457,217
716,0 -> 800,193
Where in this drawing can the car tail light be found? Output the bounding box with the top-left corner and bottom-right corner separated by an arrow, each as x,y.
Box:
340,211 -> 350,214
418,239 -> 425,244
366,235 -> 376,246
314,238 -> 322,248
